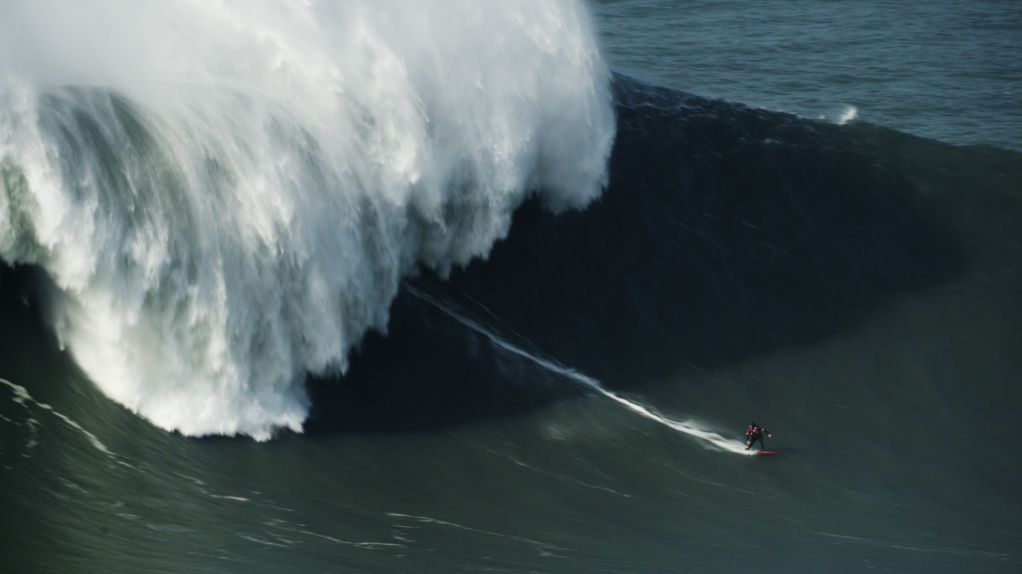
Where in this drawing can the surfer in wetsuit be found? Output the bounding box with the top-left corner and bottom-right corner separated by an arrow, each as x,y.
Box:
745,422 -> 771,451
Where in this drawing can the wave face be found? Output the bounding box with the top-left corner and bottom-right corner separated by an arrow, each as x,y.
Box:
304,74 -> 965,435
0,0 -> 615,439
1,73 -> 1019,574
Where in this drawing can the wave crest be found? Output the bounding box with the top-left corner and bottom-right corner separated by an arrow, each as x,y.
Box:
0,0 -> 615,439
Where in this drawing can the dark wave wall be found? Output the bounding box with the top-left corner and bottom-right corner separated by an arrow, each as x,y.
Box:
307,75 -> 964,433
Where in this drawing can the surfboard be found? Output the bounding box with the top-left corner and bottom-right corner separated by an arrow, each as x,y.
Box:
755,450 -> 779,454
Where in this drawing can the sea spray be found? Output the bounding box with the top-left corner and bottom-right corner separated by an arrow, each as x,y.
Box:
0,0 -> 615,439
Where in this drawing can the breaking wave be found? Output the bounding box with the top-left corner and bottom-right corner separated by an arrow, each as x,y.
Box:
0,0 -> 615,439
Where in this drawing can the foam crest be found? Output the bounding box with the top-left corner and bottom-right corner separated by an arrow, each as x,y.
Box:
0,0 -> 615,439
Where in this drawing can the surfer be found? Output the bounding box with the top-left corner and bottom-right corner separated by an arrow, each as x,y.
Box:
745,422 -> 771,451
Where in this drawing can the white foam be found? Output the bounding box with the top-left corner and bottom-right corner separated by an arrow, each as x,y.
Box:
0,0 -> 615,439
837,106 -> 859,125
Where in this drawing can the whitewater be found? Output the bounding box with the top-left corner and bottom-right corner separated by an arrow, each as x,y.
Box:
0,0 -> 616,439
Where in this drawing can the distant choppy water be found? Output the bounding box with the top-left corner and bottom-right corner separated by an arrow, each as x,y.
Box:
593,0 -> 1022,151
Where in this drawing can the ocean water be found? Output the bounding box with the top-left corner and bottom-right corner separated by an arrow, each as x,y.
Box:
1,1 -> 1020,573
593,0 -> 1022,151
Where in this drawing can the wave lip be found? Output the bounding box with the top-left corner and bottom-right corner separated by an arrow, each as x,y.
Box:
0,0 -> 615,439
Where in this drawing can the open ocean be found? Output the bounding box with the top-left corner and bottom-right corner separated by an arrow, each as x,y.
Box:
1,1 -> 1020,573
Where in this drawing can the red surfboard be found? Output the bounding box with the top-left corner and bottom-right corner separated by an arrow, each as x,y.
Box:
755,450 -> 779,454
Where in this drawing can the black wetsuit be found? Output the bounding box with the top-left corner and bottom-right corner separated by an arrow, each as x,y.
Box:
746,425 -> 768,450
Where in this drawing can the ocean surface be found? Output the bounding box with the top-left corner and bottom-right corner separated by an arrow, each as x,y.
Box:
2,1 -> 1020,573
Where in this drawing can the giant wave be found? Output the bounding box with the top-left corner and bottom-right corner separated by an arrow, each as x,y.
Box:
0,0 -> 615,439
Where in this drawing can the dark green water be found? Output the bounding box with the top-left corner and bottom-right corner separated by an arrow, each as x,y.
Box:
3,2 -> 1022,573
3,90 -> 1021,574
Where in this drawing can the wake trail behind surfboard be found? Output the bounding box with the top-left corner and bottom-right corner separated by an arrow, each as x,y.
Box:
405,286 -> 755,455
